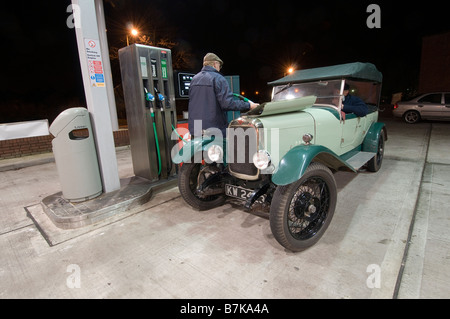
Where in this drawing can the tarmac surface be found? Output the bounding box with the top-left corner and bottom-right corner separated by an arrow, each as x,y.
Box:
1,117 -> 449,299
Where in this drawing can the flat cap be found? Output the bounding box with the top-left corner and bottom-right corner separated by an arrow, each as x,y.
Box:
203,53 -> 223,66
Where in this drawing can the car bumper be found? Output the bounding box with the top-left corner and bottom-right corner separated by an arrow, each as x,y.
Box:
392,109 -> 403,118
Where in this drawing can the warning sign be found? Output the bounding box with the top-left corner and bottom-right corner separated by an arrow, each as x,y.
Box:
84,38 -> 105,87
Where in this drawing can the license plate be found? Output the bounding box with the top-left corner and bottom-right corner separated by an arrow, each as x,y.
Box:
225,184 -> 253,201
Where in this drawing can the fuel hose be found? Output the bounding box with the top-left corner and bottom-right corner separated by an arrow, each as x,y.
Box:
151,112 -> 162,175
171,94 -> 250,146
145,88 -> 162,176
172,124 -> 189,143
233,93 -> 251,102
154,88 -> 172,176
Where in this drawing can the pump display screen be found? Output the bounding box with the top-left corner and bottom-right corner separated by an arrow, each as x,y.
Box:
177,72 -> 195,98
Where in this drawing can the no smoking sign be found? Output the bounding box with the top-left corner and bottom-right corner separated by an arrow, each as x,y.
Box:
84,38 -> 104,87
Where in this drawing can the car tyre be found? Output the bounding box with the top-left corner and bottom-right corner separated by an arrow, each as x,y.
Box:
270,162 -> 337,252
178,161 -> 226,210
403,110 -> 420,124
367,130 -> 385,172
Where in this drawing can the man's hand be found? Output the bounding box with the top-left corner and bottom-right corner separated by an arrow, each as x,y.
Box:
249,101 -> 259,110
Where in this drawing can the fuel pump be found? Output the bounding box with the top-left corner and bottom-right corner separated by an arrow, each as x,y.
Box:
119,44 -> 177,181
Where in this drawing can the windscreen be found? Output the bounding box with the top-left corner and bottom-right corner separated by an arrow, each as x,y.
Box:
271,79 -> 381,107
271,80 -> 342,106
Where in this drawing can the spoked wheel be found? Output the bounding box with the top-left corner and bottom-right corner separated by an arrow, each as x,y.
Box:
270,163 -> 337,252
178,161 -> 226,210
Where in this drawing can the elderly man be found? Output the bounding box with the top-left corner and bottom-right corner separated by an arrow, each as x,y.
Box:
341,84 -> 368,117
188,53 -> 258,137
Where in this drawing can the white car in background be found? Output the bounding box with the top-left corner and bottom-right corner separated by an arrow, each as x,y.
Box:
393,92 -> 450,123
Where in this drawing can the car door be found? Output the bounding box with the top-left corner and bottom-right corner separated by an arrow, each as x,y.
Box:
340,115 -> 367,152
443,93 -> 450,119
417,93 -> 443,119
340,116 -> 357,149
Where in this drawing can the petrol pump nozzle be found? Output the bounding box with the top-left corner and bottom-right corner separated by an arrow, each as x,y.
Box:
144,88 -> 155,115
154,87 -> 166,110
145,92 -> 155,102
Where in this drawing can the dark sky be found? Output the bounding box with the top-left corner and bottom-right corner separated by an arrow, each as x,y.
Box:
1,0 -> 449,119
161,0 -> 449,100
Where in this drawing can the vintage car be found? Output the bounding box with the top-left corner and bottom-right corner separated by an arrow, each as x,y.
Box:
172,62 -> 387,252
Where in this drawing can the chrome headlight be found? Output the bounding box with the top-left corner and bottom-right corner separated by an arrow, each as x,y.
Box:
302,133 -> 313,145
207,144 -> 223,163
252,150 -> 271,170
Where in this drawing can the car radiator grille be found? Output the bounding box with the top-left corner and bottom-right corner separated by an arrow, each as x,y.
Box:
227,125 -> 259,180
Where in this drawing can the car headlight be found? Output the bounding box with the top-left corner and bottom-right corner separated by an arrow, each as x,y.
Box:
253,150 -> 271,170
207,144 -> 223,162
302,133 -> 313,145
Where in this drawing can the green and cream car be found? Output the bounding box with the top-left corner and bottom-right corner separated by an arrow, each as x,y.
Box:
173,62 -> 386,252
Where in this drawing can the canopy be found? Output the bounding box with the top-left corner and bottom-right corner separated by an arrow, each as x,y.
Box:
268,62 -> 383,86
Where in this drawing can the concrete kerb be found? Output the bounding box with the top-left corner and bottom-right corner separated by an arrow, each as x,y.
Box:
392,123 -> 432,298
394,122 -> 450,298
3,146 -> 179,246
25,177 -> 178,246
0,152 -> 55,172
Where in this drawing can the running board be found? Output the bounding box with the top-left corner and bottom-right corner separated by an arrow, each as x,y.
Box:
345,151 -> 376,170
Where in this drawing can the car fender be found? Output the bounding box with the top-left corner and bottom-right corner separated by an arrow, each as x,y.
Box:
362,122 -> 387,153
171,136 -> 224,164
272,145 -> 355,186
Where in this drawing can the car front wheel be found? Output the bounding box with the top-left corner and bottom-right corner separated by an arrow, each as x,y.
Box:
270,162 -> 337,252
178,161 -> 226,210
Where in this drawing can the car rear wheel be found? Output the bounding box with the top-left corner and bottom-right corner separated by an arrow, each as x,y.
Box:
367,130 -> 385,172
403,110 -> 420,124
270,163 -> 337,252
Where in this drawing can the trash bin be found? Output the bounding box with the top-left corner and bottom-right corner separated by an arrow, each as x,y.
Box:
49,108 -> 102,202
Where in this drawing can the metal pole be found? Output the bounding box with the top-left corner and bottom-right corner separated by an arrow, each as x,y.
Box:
95,0 -> 119,131
72,0 -> 120,193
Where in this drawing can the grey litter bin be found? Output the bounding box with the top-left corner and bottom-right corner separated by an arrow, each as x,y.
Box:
49,108 -> 102,202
